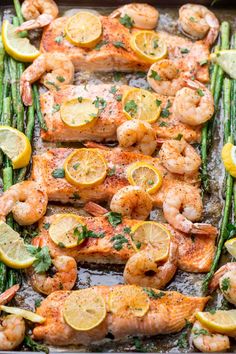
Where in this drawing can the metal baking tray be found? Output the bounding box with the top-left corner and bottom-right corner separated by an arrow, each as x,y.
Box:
0,1 -> 236,353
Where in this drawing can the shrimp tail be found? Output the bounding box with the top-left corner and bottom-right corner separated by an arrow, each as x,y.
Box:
190,223 -> 217,236
84,201 -> 108,217
0,284 -> 20,305
15,14 -> 54,32
208,263 -> 236,292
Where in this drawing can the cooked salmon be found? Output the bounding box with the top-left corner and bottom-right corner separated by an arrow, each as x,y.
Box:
40,84 -> 202,143
34,214 -> 216,273
40,16 -> 210,82
33,287 -> 210,346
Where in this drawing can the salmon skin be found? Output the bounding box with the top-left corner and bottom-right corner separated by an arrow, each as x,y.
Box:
33,286 -> 210,346
40,84 -> 201,143
31,147 -> 200,206
34,214 -> 216,273
40,16 -> 210,82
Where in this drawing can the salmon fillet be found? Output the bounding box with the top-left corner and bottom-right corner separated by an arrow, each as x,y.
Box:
34,214 -> 216,273
31,148 -> 200,206
40,16 -> 210,82
33,287 -> 210,346
40,84 -> 202,143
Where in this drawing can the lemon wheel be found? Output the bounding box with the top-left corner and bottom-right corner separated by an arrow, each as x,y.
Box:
225,238 -> 236,258
65,12 -> 102,48
221,142 -> 236,177
2,20 -> 40,62
130,30 -> 167,64
0,305 -> 45,323
49,214 -> 85,248
109,285 -> 149,318
60,98 -> 99,128
196,310 -> 236,335
122,88 -> 161,123
63,288 -> 106,331
64,148 -> 107,188
127,161 -> 162,194
0,221 -> 35,269
130,221 -> 171,260
0,126 -> 31,169
210,50 -> 236,80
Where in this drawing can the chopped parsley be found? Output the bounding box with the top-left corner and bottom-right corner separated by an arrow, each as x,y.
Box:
199,59 -> 208,66
153,39 -> 159,49
136,71 -> 146,78
177,319 -> 192,349
180,48 -> 190,54
124,100 -> 138,117
56,76 -> 65,83
221,277 -> 230,292
159,121 -> 169,127
192,328 -> 211,337
149,70 -> 161,81
43,223 -> 50,230
106,211 -> 122,227
110,85 -> 117,94
115,94 -> 122,102
26,245 -> 52,273
95,40 -> 109,50
74,224 -> 105,244
143,288 -> 165,299
78,96 -> 83,103
113,41 -> 126,49
123,226 -> 131,234
174,133 -> 183,140
46,81 -> 60,91
54,35 -> 64,44
93,96 -> 107,110
197,88 -> 204,97
114,72 -> 122,81
189,16 -> 196,22
107,166 -> 116,176
51,168 -> 65,178
52,103 -> 60,114
72,192 -> 80,200
156,99 -> 162,107
58,242 -> 65,248
160,100 -> 171,118
119,14 -> 134,29
208,308 -> 216,314
34,299 -> 42,308
73,162 -> 80,170
111,234 -> 128,250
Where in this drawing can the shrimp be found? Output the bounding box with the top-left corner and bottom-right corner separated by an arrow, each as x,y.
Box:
29,255 -> 77,295
147,60 -> 188,96
124,241 -> 178,288
0,181 -> 48,226
0,285 -> 25,351
109,3 -> 159,30
110,186 -> 153,220
15,0 -> 59,33
117,120 -> 157,156
173,79 -> 214,126
159,138 -> 201,175
209,263 -> 236,305
163,184 -> 217,235
191,321 -> 230,353
20,52 -> 74,106
178,4 -> 220,46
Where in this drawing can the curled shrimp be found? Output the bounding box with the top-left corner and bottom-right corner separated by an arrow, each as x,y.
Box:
117,120 -> 157,156
163,184 -> 217,235
110,186 -> 153,220
20,52 -> 74,106
209,263 -> 236,305
147,60 -> 188,96
16,0 -> 59,33
173,79 -> 214,126
191,321 -> 230,353
124,241 -> 178,288
0,285 -> 25,351
29,255 -> 77,295
0,181 -> 48,225
109,3 -> 159,30
159,138 -> 201,175
178,4 -> 219,46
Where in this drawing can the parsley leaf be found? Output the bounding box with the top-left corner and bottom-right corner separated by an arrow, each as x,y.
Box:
160,100 -> 171,118
56,76 -> 65,83
93,96 -> 107,110
193,328 -> 211,337
124,100 -> 138,117
74,224 -> 105,244
51,168 -> 65,178
159,121 -> 169,127
52,103 -> 60,114
54,35 -> 64,44
95,40 -> 109,50
113,41 -> 126,49
107,166 -> 116,176
197,88 -> 204,97
43,223 -> 50,230
34,299 -> 42,308
106,211 -> 122,227
143,288 -> 165,299
149,70 -> 161,81
156,99 -> 162,107
180,47 -> 190,54
110,85 -> 117,94
114,72 -> 122,81
174,133 -> 183,140
221,277 -> 231,292
119,14 -> 134,29
111,234 -> 128,250
26,245 -> 52,274
46,81 -> 60,91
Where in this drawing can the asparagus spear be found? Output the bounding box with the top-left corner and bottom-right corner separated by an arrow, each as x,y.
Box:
0,35 -> 4,118
33,85 -> 48,131
13,0 -> 27,38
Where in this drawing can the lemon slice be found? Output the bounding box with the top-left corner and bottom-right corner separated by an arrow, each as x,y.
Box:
221,142 -> 236,177
63,288 -> 106,331
49,214 -> 85,248
0,221 -> 35,269
127,161 -> 162,194
0,126 -> 31,169
130,221 -> 170,258
122,88 -> 161,123
109,285 -> 149,317
196,310 -> 236,334
60,98 -> 99,129
65,12 -> 102,48
0,305 -> 45,323
64,148 -> 107,188
2,20 -> 40,62
225,238 -> 236,258
210,50 -> 236,80
130,30 -> 167,64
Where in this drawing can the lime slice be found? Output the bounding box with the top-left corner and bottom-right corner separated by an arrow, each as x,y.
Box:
0,305 -> 45,323
0,221 -> 35,269
210,50 -> 236,80
2,20 -> 40,62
